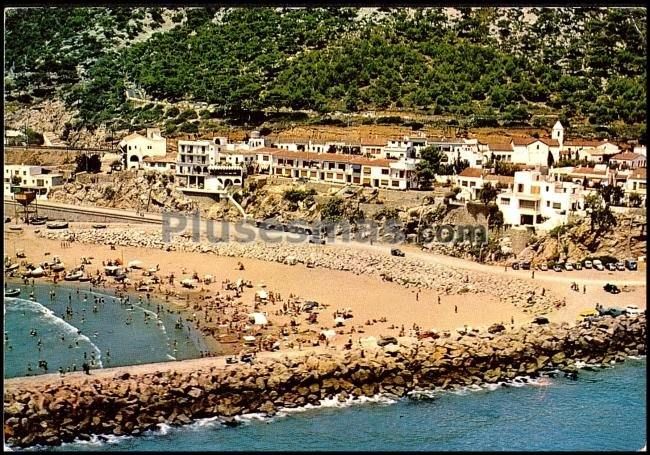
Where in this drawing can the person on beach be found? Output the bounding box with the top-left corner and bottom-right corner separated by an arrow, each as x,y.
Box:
438,296 -> 441,305
454,305 -> 458,313
583,285 -> 586,294
531,271 -> 535,279
82,362 -> 90,375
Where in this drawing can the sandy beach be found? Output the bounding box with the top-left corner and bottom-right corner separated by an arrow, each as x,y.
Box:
5,222 -> 646,360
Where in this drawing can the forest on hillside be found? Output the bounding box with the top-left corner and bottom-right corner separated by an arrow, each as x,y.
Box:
4,7 -> 647,138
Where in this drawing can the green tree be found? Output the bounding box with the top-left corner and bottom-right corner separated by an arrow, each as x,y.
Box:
478,182 -> 499,204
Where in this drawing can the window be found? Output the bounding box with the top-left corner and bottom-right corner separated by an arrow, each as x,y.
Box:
37,179 -> 44,186
546,201 -> 550,207
501,198 -> 510,205
23,171 -> 27,176
381,169 -> 389,175
552,202 -> 562,209
391,180 -> 400,187
517,184 -> 524,192
469,181 -> 475,187
546,186 -> 549,191
338,163 -> 345,170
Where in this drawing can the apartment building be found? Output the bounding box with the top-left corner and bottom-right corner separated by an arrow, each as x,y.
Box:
624,167 -> 647,206
497,170 -> 584,229
4,165 -> 64,199
266,149 -> 416,190
176,139 -> 243,193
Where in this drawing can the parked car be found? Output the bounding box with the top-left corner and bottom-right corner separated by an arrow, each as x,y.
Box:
615,262 -> 626,271
538,263 -> 548,271
606,262 -> 617,271
574,262 -> 582,271
598,306 -> 626,317
532,316 -> 550,325
583,259 -> 593,269
592,259 -> 604,271
603,283 -> 621,294
377,336 -> 398,347
564,262 -> 574,271
521,261 -> 531,270
553,264 -> 563,272
240,353 -> 255,364
391,248 -> 405,257
625,259 -> 638,271
511,262 -> 520,270
624,305 -> 641,316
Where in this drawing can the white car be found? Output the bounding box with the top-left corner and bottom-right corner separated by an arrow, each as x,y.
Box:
593,259 -> 604,271
625,305 -> 641,316
584,260 -> 593,269
564,262 -> 574,271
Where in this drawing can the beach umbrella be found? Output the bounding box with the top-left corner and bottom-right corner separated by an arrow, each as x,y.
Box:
249,312 -> 268,325
256,290 -> 268,300
320,329 -> 336,340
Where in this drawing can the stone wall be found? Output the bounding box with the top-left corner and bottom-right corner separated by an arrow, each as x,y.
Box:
3,314 -> 645,448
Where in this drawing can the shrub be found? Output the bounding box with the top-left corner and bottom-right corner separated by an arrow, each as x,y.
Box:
178,121 -> 198,133
165,106 -> 180,118
283,188 -> 316,203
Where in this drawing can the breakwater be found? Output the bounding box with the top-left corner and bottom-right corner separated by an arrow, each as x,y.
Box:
4,314 -> 645,448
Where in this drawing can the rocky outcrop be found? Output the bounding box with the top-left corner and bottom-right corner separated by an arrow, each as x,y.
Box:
48,173 -> 196,214
4,314 -> 645,448
39,228 -> 563,314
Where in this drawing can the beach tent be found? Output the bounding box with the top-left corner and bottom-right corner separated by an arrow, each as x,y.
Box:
256,289 -> 269,300
320,329 -> 336,340
249,312 -> 268,326
334,317 -> 345,327
127,260 -> 143,269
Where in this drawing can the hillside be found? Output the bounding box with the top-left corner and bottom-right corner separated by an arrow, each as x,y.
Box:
4,7 -> 647,140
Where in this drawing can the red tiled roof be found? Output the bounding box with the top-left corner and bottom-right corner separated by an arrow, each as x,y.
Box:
611,152 -> 644,161
458,168 -> 483,178
268,149 -> 395,167
571,167 -> 607,176
486,141 -> 513,152
511,137 -> 559,147
484,175 -> 515,185
143,153 -> 176,163
563,139 -> 605,148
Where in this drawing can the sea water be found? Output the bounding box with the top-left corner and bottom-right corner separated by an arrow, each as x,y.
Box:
3,283 -> 208,378
22,358 -> 645,451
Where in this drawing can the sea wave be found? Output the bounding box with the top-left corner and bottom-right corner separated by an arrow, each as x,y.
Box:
6,297 -> 103,368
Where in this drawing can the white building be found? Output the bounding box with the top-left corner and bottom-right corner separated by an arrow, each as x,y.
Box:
609,152 -> 647,170
511,137 -> 560,166
496,170 -> 584,230
560,139 -> 620,163
176,139 -> 243,194
633,145 -> 646,157
456,168 -> 514,201
266,149 -> 416,190
120,128 -> 167,169
4,129 -> 26,146
4,165 -> 64,199
624,167 -> 646,206
142,154 -> 177,173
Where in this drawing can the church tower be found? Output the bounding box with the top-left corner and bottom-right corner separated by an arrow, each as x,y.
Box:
552,120 -> 564,147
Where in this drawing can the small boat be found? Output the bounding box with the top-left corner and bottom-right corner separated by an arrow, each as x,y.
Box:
5,263 -> 20,272
64,270 -> 83,281
47,221 -> 69,229
29,218 -> 47,225
4,288 -> 21,298
51,264 -> 65,273
78,275 -> 92,282
92,224 -> 107,229
8,226 -> 23,231
27,267 -> 45,278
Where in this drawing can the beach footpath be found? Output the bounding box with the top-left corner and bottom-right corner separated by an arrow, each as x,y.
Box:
4,314 -> 645,448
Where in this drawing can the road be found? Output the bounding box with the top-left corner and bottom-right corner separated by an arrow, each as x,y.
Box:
7,199 -> 646,287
